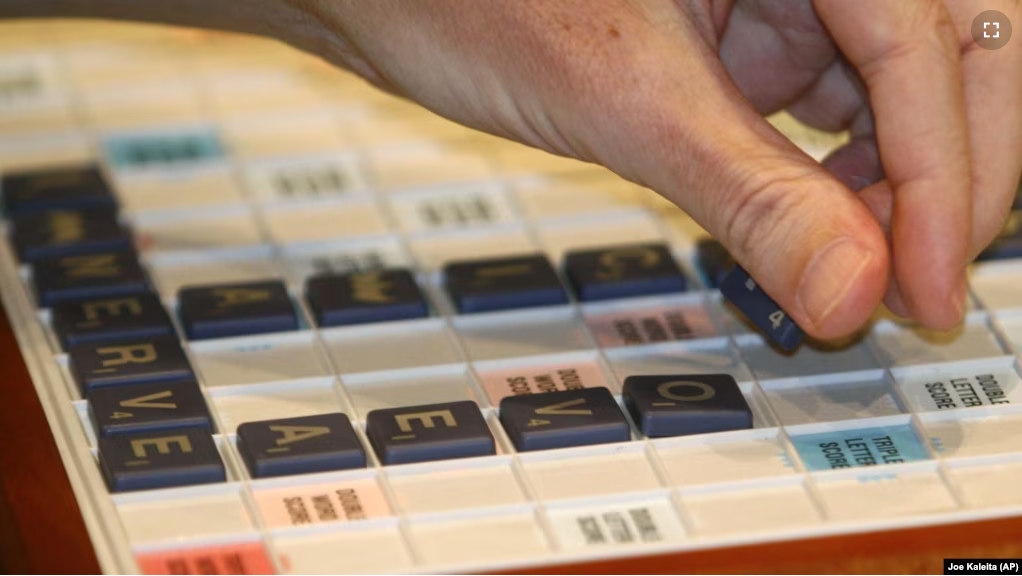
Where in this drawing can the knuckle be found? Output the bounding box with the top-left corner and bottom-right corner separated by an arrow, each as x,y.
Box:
717,160 -> 825,265
857,2 -> 960,79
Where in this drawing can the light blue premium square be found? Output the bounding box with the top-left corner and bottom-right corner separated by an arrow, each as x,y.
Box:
103,129 -> 224,170
791,425 -> 930,471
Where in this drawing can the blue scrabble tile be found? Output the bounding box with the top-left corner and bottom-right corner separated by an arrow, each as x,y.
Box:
498,387 -> 630,452
31,251 -> 149,307
178,280 -> 298,340
51,292 -> 174,350
563,243 -> 686,302
98,428 -> 225,492
69,335 -> 195,393
11,209 -> 132,262
11,208 -> 130,260
88,380 -> 213,437
236,413 -> 366,478
1,165 -> 117,216
694,238 -> 736,289
365,401 -> 495,465
720,266 -> 803,351
305,269 -> 429,327
444,254 -> 568,314
622,374 -> 752,437
977,211 -> 1022,261
790,425 -> 930,471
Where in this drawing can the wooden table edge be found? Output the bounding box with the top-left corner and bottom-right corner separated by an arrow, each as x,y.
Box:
0,300 -> 101,574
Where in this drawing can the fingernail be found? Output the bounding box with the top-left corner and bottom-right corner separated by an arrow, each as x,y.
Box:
796,238 -> 873,331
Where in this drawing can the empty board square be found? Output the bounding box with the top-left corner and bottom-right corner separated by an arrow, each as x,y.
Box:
656,435 -> 797,486
740,340 -> 879,380
306,269 -> 429,328
253,478 -> 391,528
135,542 -> 274,575
51,292 -> 174,350
623,374 -> 752,437
563,243 -> 686,302
948,460 -> 1022,508
192,335 -> 330,387
31,251 -> 149,307
456,314 -> 593,361
178,280 -> 298,340
536,213 -> 664,263
1,164 -> 116,215
547,499 -> 685,549
997,315 -> 1022,353
0,133 -> 91,174
971,273 -> 1022,310
895,364 -> 1022,412
236,413 -> 366,478
524,449 -> 661,500
11,209 -> 132,262
366,401 -> 495,465
790,425 -> 930,471
410,227 -> 538,273
117,490 -> 254,544
264,201 -> 388,244
870,321 -> 1005,367
681,482 -> 820,536
69,336 -> 194,393
345,371 -> 479,419
410,513 -> 549,566
98,428 -> 225,492
223,111 -> 349,158
443,254 -> 568,314
499,388 -> 630,452
608,344 -> 751,384
366,144 -> 494,191
135,210 -> 262,254
81,81 -> 202,128
477,358 -> 612,405
325,321 -> 463,374
88,379 -> 212,437
388,464 -> 527,514
585,303 -> 719,348
815,470 -> 956,521
923,412 -> 1022,458
150,257 -> 281,299
720,266 -> 803,351
275,526 -> 414,574
116,168 -> 245,213
512,170 -> 647,219
764,375 -> 903,425
694,238 -> 735,289
212,382 -> 346,432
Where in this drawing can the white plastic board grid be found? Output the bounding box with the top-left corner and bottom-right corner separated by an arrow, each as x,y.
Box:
1,20 -> 1022,575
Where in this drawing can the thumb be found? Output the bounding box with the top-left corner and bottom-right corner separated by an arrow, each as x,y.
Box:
535,27 -> 891,339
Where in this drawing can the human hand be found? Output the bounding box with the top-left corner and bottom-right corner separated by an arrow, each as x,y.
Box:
5,0 -> 1020,340
284,0 -> 1021,340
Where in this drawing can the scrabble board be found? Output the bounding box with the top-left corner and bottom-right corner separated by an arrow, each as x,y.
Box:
1,19 -> 1022,575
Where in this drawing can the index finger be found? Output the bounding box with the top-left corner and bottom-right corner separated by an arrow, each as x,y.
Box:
814,0 -> 972,330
